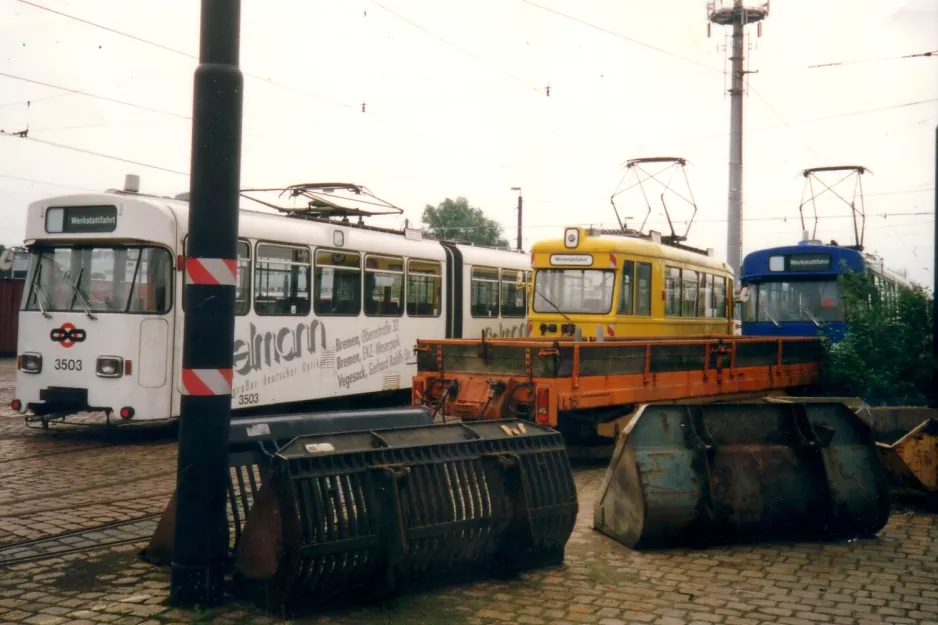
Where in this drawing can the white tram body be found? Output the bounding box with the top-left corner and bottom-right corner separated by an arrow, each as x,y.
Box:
11,187 -> 529,423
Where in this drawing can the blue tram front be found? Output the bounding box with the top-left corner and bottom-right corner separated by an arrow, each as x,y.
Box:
739,240 -> 866,342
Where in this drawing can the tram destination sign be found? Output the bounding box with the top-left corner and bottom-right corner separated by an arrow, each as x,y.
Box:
786,253 -> 832,272
549,254 -> 593,266
45,205 -> 118,234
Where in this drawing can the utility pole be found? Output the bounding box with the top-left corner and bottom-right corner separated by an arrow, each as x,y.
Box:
933,124 -> 937,407
172,0 -> 243,606
511,187 -> 522,251
707,0 -> 768,279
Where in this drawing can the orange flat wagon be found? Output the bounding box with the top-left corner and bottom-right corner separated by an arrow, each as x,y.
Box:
412,334 -> 823,448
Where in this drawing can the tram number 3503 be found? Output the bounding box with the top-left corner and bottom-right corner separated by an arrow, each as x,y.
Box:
237,393 -> 260,406
54,359 -> 82,371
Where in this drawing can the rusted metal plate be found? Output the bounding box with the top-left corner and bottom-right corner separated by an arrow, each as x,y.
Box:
440,344 -> 529,375
578,345 -> 645,376
649,344 -> 707,373
864,407 -> 938,494
593,402 -> 891,549
234,419 -> 578,607
734,341 -> 778,367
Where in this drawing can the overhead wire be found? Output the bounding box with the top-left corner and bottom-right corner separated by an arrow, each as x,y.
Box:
5,0 -> 523,177
515,0 -> 835,165
0,172 -> 100,193
0,71 -> 190,120
518,0 -> 723,74
7,0 -> 936,237
12,0 -> 194,59
425,210 -> 934,232
748,86 -> 827,163
368,0 -> 544,94
0,133 -> 188,176
807,49 -> 938,69
514,0 -> 937,172
9,0 -> 357,114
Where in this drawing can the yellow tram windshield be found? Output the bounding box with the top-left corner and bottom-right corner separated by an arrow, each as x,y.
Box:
533,269 -> 615,315
529,226 -> 736,338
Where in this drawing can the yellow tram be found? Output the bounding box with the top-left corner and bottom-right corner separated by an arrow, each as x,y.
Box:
528,226 -> 735,338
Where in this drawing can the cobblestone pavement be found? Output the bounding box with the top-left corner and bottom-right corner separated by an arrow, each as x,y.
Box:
0,359 -> 177,547
2,357 -> 938,624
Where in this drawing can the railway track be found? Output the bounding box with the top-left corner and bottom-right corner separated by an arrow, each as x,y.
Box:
0,507 -> 253,568
0,514 -> 162,567
0,443 -> 120,465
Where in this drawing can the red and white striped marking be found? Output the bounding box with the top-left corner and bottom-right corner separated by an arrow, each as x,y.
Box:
181,368 -> 233,396
606,324 -> 615,338
185,258 -> 237,286
608,253 -> 617,269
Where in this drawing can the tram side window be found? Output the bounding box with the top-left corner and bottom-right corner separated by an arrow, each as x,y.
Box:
665,266 -> 682,316
470,267 -> 499,317
871,274 -> 882,305
682,269 -> 698,317
364,255 -> 404,317
698,273 -> 712,318
254,243 -> 310,316
635,262 -> 651,316
617,261 -> 634,315
126,247 -> 174,314
712,276 -> 727,318
314,250 -> 361,316
500,269 -> 526,317
407,259 -> 442,317
235,241 -> 250,316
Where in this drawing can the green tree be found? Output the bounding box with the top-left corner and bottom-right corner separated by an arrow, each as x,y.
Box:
422,197 -> 509,248
822,270 -> 935,405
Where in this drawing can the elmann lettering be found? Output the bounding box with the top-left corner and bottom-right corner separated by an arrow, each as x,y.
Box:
233,320 -> 327,375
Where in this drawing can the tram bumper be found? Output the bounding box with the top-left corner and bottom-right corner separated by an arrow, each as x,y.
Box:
593,401 -> 891,549
232,419 -> 577,607
140,407 -> 434,566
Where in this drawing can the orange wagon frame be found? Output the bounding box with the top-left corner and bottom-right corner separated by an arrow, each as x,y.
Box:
412,335 -> 823,437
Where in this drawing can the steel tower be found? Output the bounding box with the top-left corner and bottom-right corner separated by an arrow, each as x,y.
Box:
707,0 -> 768,280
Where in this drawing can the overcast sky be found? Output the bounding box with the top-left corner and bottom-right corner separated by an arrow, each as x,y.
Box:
1,0 -> 936,285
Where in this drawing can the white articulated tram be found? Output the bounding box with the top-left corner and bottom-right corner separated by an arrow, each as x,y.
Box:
10,180 -> 530,426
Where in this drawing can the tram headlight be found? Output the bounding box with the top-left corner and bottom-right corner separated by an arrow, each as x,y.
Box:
19,353 -> 42,374
96,356 -> 124,378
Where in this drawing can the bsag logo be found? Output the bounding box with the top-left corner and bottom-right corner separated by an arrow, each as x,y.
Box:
50,322 -> 86,348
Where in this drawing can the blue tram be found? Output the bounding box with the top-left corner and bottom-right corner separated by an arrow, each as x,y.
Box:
739,238 -> 910,342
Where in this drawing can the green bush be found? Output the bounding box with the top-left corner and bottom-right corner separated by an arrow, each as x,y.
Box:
821,270 -> 935,405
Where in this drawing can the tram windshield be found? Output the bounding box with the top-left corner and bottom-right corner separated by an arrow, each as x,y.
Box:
742,279 -> 844,324
24,246 -> 173,314
533,269 -> 615,314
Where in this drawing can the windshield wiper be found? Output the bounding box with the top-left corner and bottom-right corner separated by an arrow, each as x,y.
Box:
31,264 -> 52,318
535,291 -> 572,321
68,268 -> 97,320
800,304 -> 820,327
759,299 -> 781,328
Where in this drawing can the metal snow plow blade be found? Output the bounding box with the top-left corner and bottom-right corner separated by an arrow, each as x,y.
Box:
593,402 -> 891,549
233,419 -> 578,607
864,407 -> 938,504
140,407 -> 433,566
